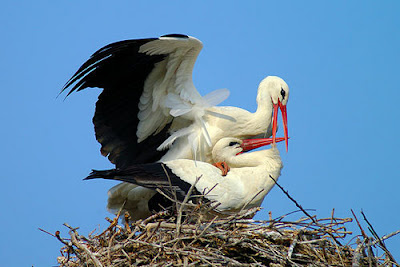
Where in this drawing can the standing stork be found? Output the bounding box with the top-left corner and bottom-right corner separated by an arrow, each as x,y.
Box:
86,137 -> 283,220
61,34 -> 290,168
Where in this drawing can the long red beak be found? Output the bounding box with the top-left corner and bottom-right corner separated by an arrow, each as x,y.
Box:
241,137 -> 285,152
272,99 -> 289,152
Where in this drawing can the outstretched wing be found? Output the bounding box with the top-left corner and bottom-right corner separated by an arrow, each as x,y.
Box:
62,34 -> 229,167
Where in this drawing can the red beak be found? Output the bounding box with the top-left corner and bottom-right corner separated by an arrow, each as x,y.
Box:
241,137 -> 285,152
272,99 -> 289,152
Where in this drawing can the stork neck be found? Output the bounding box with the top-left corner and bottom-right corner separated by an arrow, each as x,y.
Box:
252,93 -> 273,128
256,89 -> 274,114
225,147 -> 281,169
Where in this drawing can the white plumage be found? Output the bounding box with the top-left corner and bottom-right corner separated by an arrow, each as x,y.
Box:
88,137 -> 283,220
165,138 -> 283,211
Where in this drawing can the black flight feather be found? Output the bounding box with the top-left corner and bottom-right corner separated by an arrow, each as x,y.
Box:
61,36 -> 184,167
85,163 -> 201,202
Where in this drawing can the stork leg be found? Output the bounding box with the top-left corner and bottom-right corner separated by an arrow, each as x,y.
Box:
213,161 -> 230,176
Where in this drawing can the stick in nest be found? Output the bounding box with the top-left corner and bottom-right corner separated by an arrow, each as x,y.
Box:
361,210 -> 399,267
269,175 -> 343,246
176,175 -> 202,237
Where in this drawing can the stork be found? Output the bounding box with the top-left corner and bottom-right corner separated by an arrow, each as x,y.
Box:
85,137 -> 283,220
61,34 -> 289,168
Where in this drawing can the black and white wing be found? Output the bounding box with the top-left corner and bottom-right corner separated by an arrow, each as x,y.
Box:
62,34 -> 229,167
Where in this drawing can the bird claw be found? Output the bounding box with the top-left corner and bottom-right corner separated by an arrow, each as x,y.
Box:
213,161 -> 230,176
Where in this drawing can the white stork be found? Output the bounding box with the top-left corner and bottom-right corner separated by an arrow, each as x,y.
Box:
61,34 -> 290,168
85,137 -> 283,220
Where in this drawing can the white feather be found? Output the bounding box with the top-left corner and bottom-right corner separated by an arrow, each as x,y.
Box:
202,88 -> 230,106
136,36 -> 206,144
157,126 -> 193,151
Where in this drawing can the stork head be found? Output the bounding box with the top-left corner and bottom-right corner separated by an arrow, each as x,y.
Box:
258,76 -> 290,151
212,137 -> 285,163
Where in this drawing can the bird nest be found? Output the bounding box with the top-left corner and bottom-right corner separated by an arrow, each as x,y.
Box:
52,208 -> 399,266
50,180 -> 399,266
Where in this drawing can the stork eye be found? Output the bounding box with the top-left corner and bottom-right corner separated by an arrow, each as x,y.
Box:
229,141 -> 240,146
280,88 -> 286,100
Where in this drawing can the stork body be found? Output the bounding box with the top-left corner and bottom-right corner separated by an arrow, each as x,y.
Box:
86,138 -> 283,220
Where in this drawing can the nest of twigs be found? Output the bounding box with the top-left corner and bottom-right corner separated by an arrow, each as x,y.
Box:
53,210 -> 399,266
51,180 -> 399,266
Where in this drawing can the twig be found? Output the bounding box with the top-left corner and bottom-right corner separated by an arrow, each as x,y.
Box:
141,210 -> 170,226
161,163 -> 179,212
121,249 -> 131,264
239,188 -> 265,213
54,230 -> 75,264
145,222 -> 197,231
287,230 -> 300,259
188,216 -> 218,246
97,200 -> 126,237
69,230 -> 103,267
361,210 -> 399,266
351,209 -> 367,239
176,175 -> 202,237
55,231 -> 71,247
352,238 -> 365,267
269,175 -> 342,246
107,227 -> 121,264
155,188 -> 179,204
371,229 -> 400,246
38,228 -> 57,238
124,212 -> 131,234
269,176 -> 315,223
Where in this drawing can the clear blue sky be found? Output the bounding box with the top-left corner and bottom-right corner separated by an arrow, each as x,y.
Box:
1,1 -> 399,265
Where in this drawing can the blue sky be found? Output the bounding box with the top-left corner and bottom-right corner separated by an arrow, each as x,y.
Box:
1,1 -> 399,265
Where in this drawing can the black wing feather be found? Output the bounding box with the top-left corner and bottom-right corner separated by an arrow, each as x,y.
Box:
85,163 -> 200,202
62,37 -> 174,167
